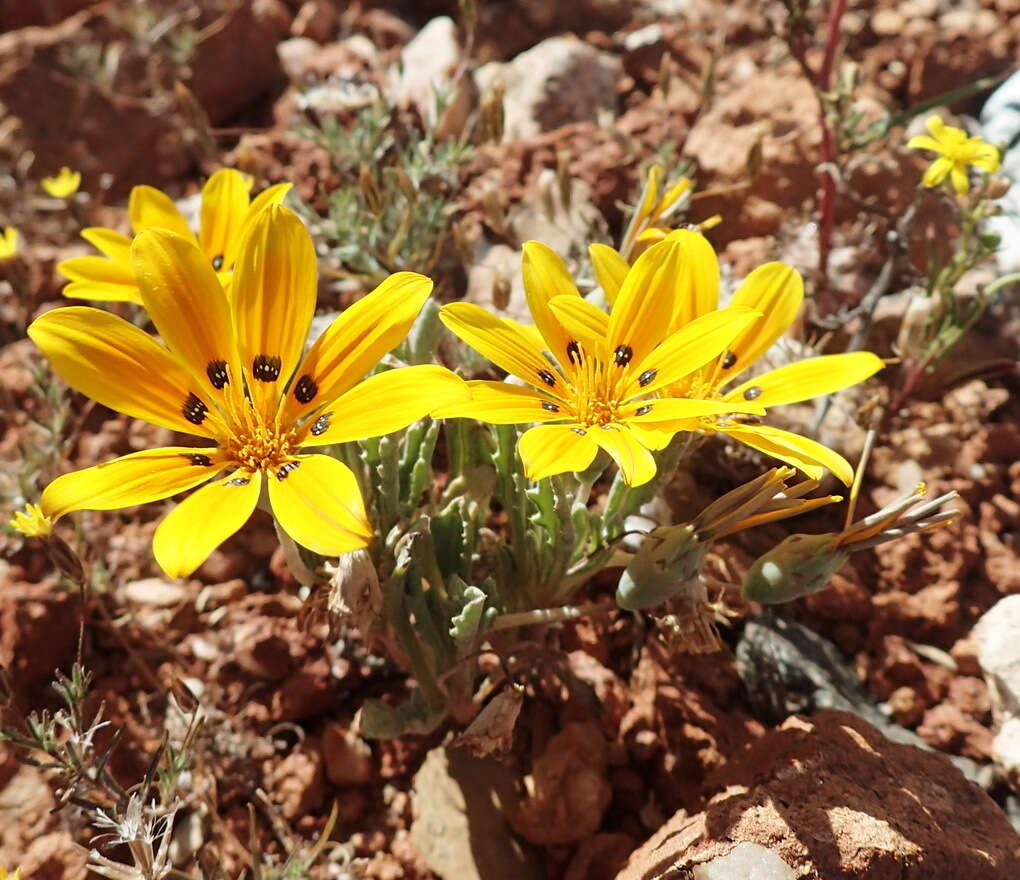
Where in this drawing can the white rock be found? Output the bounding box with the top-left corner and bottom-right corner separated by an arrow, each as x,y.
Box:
474,35 -> 620,140
396,16 -> 471,138
123,577 -> 189,607
976,594 -> 1020,721
992,717 -> 1020,776
981,69 -> 1020,272
692,842 -> 798,880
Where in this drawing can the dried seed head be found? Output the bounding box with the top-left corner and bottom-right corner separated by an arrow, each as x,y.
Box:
327,548 -> 382,633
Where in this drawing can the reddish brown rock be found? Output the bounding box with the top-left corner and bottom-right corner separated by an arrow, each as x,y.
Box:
616,711 -> 1020,880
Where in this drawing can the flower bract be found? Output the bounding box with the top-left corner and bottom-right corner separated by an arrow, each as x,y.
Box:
908,115 -> 1000,195
30,204 -> 467,577
438,238 -> 768,486
57,168 -> 291,304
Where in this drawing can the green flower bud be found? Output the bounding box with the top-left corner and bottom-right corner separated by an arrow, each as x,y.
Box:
616,524 -> 708,611
742,532 -> 848,604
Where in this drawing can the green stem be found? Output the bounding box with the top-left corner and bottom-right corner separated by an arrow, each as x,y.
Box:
484,599 -> 616,633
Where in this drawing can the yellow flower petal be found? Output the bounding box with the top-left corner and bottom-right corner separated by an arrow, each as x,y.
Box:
282,272 -> 433,424
661,228 -> 721,332
41,446 -> 226,520
0,227 -> 18,261
28,307 -> 221,436
925,115 -> 947,140
724,262 -> 804,378
719,423 -> 854,485
623,396 -> 765,423
922,156 -> 952,188
950,163 -> 969,195
607,235 -> 691,373
907,135 -> 941,153
547,294 -> 609,361
299,365 -> 468,445
518,423 -> 599,481
623,306 -> 761,398
129,185 -> 194,239
199,168 -> 253,268
230,205 -> 317,421
521,241 -> 582,369
57,255 -> 140,303
591,423 -> 657,486
625,422 -> 674,451
432,379 -> 564,424
589,243 -> 630,305
267,454 -> 372,557
507,318 -> 548,354
971,143 -> 1001,173
723,351 -> 884,408
153,470 -> 263,578
42,167 -> 81,198
132,228 -> 241,413
81,227 -> 133,262
439,301 -> 568,399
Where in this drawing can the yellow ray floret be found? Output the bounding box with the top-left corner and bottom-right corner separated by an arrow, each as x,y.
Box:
57,168 -> 291,304
31,205 -> 468,578
9,503 -> 53,538
908,115 -> 1000,195
438,238 -> 767,486
42,166 -> 81,198
589,231 -> 884,484
0,227 -> 19,262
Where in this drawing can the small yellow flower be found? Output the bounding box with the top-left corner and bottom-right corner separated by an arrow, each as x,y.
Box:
438,239 -> 766,486
31,205 -> 468,577
42,166 -> 82,198
9,503 -> 53,538
0,866 -> 22,880
620,165 -> 719,259
908,115 -> 1000,195
0,227 -> 18,262
57,168 -> 291,305
589,231 -> 884,484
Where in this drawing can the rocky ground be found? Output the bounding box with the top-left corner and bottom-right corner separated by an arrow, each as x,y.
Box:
2,1 -> 1020,878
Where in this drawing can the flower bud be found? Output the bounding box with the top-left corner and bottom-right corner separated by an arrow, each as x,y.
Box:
741,532 -> 848,604
327,548 -> 382,632
616,524 -> 707,610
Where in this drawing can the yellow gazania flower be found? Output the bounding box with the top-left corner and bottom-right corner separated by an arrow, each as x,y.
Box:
30,205 -> 467,578
9,502 -> 54,538
42,166 -> 81,198
438,239 -> 768,486
908,115 -> 1000,195
0,226 -> 19,261
57,168 -> 291,304
588,230 -> 884,484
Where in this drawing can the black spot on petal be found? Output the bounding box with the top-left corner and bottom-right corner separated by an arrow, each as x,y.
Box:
635,405 -> 653,416
211,254 -> 224,271
276,461 -> 300,481
541,400 -> 559,413
722,350 -> 737,369
638,368 -> 657,387
224,476 -> 250,487
570,427 -> 587,436
310,412 -> 332,436
181,453 -> 213,467
743,386 -> 762,401
614,345 -> 633,367
566,340 -> 581,365
182,393 -> 208,426
206,359 -> 229,389
252,355 -> 282,382
538,369 -> 557,387
293,374 -> 318,404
